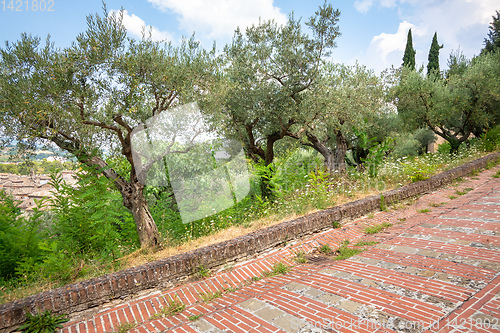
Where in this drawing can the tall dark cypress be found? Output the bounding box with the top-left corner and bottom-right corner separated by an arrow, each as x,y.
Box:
482,10 -> 500,54
427,32 -> 443,76
402,29 -> 416,70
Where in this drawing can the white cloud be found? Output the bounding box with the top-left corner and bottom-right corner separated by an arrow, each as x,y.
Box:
371,21 -> 423,61
147,0 -> 287,39
354,0 -> 374,14
354,0 -> 498,72
355,0 -> 398,13
380,0 -> 397,8
110,9 -> 174,42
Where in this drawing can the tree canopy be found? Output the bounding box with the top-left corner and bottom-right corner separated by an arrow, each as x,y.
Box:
0,7 -> 217,247
482,10 -> 500,54
396,52 -> 500,153
291,62 -> 383,173
402,29 -> 416,70
427,32 -> 443,76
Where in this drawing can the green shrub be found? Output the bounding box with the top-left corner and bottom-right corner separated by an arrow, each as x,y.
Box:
481,125 -> 500,152
19,310 -> 69,333
0,190 -> 44,281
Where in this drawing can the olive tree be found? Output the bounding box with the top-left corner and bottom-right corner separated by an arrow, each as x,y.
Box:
290,62 -> 384,174
0,8 -> 216,247
220,2 -> 341,168
396,52 -> 500,153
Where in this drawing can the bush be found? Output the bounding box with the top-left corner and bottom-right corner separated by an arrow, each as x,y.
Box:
481,124 -> 500,152
48,167 -> 138,259
413,128 -> 436,154
0,190 -> 44,281
13,166 -> 139,284
392,136 -> 420,158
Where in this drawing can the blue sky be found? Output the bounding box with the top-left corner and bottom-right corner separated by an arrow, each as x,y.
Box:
0,0 -> 497,73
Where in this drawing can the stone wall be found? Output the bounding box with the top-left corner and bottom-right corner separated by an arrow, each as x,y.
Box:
1,152 -> 499,332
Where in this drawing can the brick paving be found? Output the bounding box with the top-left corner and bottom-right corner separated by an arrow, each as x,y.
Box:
62,167 -> 500,333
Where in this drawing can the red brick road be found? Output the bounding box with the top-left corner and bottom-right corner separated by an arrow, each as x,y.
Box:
62,167 -> 500,333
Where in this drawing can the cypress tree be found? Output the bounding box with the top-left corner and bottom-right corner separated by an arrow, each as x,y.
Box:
402,29 -> 416,70
482,10 -> 500,54
427,32 -> 443,76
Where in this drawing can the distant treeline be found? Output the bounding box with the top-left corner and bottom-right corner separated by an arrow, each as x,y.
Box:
0,160 -> 75,175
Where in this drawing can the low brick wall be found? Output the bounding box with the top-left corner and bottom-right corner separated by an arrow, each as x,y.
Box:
1,152 -> 499,331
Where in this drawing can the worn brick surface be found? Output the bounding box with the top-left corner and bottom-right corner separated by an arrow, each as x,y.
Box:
2,154 -> 500,332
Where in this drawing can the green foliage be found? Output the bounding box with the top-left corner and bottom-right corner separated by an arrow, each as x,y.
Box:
446,50 -> 469,78
455,188 -> 473,196
0,160 -> 74,175
0,7 -> 219,248
319,244 -> 332,254
335,240 -> 363,260
482,10 -> 500,54
113,322 -> 137,333
270,262 -> 290,275
427,32 -> 443,76
48,166 -> 138,258
403,29 -> 416,70
396,51 -> 500,154
195,265 -> 210,279
9,165 -> 139,286
486,157 -> 500,170
364,222 -> 392,234
254,161 -> 281,198
418,208 -> 431,213
152,296 -> 185,318
263,262 -> 290,277
199,290 -> 224,303
481,124 -> 500,152
380,195 -> 386,211
391,135 -> 420,158
363,137 -> 394,178
220,2 -> 341,169
0,190 -> 44,281
390,127 -> 437,158
293,251 -> 308,264
301,62 -> 384,174
401,157 -> 438,182
19,310 -> 69,333
188,315 -> 201,321
353,241 -> 378,246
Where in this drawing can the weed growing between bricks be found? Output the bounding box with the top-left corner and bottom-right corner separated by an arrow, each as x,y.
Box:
354,241 -> 378,247
150,295 -> 185,320
455,188 -> 473,196
263,262 -> 290,277
364,222 -> 393,234
319,244 -> 332,254
199,290 -> 224,303
334,240 -> 364,260
109,321 -> 137,333
293,251 -> 308,263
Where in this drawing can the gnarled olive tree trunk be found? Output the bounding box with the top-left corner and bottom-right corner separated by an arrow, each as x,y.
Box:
304,130 -> 348,174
